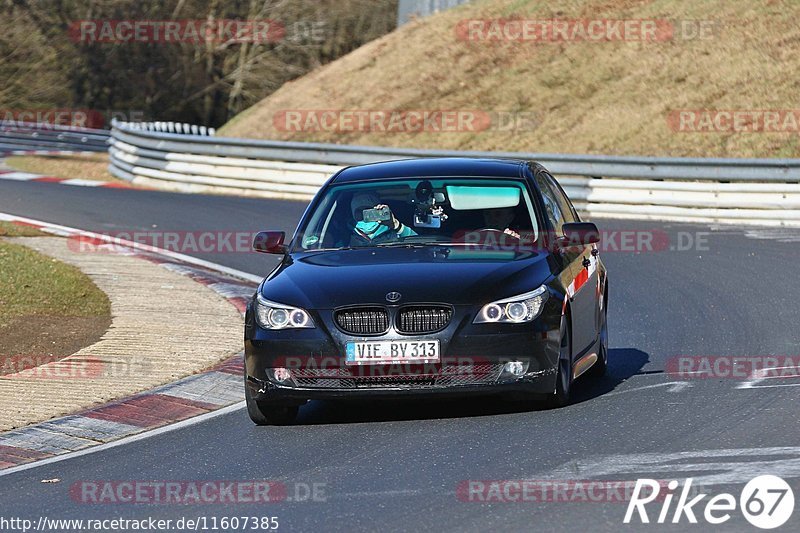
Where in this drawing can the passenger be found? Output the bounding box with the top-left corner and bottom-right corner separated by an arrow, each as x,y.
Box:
349,192 -> 416,245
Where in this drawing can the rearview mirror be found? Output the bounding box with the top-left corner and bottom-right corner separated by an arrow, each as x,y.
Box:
559,222 -> 600,247
253,231 -> 287,254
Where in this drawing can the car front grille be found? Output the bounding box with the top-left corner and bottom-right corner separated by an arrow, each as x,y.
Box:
334,307 -> 389,335
290,363 -> 505,389
396,305 -> 453,334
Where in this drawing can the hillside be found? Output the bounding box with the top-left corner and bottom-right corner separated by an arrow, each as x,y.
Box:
220,0 -> 800,158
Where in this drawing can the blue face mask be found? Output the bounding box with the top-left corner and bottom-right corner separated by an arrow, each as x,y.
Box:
355,220 -> 389,240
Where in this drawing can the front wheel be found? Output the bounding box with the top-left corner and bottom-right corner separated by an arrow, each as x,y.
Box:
588,306 -> 608,378
245,379 -> 299,425
544,318 -> 572,408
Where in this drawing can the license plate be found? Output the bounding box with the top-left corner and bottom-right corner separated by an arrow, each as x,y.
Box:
345,340 -> 440,365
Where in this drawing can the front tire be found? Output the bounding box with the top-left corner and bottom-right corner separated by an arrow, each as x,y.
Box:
245,378 -> 299,425
544,318 -> 573,408
588,305 -> 608,378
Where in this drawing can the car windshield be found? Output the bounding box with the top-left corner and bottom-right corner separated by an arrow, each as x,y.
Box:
294,178 -> 539,252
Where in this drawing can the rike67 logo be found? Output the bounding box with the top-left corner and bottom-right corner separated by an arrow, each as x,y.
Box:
625,475 -> 794,529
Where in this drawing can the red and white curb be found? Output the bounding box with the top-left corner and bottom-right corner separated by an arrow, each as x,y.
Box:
0,169 -> 136,190
0,213 -> 259,473
0,151 -> 139,190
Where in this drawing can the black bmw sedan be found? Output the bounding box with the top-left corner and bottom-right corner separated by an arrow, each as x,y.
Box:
244,158 -> 608,424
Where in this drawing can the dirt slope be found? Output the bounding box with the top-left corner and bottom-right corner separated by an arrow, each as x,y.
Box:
220,0 -> 800,158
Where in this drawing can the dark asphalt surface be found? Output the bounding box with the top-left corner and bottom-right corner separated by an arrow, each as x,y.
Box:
1,179 -> 799,532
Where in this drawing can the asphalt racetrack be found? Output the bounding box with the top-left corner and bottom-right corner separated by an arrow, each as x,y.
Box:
1,179 -> 799,531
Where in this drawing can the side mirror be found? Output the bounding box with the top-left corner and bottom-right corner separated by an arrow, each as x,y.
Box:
559,222 -> 600,247
253,231 -> 287,254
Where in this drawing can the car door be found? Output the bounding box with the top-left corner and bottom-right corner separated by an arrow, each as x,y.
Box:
538,172 -> 598,357
535,172 -> 582,341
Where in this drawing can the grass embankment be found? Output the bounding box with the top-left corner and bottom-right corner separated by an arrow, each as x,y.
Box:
220,0 -> 800,158
6,153 -> 117,182
0,222 -> 111,374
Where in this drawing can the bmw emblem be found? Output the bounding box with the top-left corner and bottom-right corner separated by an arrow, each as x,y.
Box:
386,291 -> 402,303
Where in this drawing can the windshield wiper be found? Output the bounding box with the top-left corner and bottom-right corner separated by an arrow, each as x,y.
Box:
298,246 -> 355,252
374,241 -> 439,248
304,242 -> 443,251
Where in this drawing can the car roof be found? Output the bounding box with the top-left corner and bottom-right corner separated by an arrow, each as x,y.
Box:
330,157 -> 528,183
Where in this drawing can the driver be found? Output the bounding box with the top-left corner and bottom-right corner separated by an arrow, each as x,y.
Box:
483,207 -> 521,239
350,192 -> 416,245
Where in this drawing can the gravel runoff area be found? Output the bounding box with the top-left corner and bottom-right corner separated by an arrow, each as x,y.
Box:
0,236 -> 243,431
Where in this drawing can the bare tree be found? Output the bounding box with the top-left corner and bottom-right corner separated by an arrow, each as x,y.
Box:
0,0 -> 398,126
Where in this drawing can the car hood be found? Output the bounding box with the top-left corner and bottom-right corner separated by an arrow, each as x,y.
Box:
259,246 -> 554,309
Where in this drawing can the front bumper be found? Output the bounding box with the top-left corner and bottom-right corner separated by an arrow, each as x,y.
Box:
244,298 -> 563,402
246,370 -> 557,402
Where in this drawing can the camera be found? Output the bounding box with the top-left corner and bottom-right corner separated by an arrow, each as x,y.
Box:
413,180 -> 447,228
362,206 -> 392,223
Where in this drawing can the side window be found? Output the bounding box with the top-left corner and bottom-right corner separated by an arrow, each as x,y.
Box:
544,173 -> 577,225
535,173 -> 565,234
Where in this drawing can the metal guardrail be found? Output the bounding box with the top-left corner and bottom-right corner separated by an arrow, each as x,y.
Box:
120,121 -> 215,136
108,120 -> 800,226
398,0 -> 472,26
0,121 -> 110,153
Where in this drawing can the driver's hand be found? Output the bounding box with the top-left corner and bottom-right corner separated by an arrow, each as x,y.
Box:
374,204 -> 400,230
504,228 -> 521,239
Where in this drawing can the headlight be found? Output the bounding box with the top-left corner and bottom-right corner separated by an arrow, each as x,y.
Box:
474,285 -> 549,324
255,295 -> 315,329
